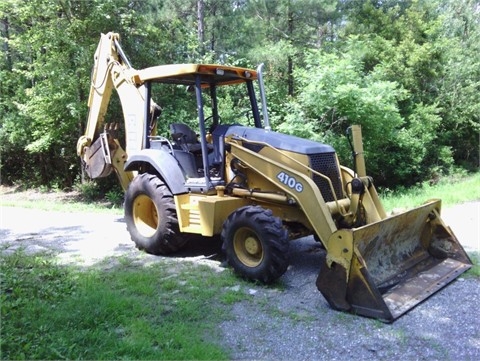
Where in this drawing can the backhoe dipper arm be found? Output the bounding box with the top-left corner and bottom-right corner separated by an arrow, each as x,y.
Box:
76,32 -> 159,190
77,32 -> 120,156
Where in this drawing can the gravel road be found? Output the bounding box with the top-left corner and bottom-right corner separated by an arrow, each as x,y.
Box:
0,199 -> 479,361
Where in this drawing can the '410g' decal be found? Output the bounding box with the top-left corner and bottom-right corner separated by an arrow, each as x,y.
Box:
276,171 -> 303,192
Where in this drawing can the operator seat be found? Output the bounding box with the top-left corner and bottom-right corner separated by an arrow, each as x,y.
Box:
170,123 -> 202,153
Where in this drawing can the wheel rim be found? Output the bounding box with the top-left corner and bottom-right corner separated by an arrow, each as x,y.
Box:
233,227 -> 264,267
132,194 -> 159,237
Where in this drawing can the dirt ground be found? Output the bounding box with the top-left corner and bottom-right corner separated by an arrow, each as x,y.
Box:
0,188 -> 479,360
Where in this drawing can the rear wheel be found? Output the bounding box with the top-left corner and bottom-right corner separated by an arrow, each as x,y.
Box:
221,206 -> 289,283
124,173 -> 187,255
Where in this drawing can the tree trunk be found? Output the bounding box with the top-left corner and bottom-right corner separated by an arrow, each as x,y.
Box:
1,17 -> 12,71
287,3 -> 294,96
197,0 -> 205,55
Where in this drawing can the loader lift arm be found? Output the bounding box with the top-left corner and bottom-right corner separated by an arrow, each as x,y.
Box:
226,129 -> 471,322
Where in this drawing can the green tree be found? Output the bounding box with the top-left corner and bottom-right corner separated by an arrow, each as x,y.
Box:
436,0 -> 480,168
293,49 -> 410,185
1,0 -> 477,190
0,0 -> 199,187
321,0 -> 477,184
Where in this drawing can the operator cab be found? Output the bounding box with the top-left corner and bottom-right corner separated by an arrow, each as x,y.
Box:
139,64 -> 261,194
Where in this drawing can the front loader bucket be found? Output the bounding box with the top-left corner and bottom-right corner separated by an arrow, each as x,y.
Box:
317,200 -> 472,322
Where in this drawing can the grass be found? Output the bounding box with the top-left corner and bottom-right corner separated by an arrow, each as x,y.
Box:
0,186 -> 123,214
2,173 -> 479,215
378,172 -> 480,278
379,172 -> 480,212
2,172 -> 479,215
0,250 -> 249,360
1,172 -> 478,359
466,252 -> 480,278
0,198 -> 122,214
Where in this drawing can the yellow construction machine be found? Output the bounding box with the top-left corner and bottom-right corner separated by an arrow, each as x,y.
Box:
77,32 -> 472,322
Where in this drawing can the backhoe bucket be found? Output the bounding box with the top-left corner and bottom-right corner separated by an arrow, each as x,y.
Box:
317,200 -> 472,322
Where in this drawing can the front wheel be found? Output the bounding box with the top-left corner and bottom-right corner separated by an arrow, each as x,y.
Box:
124,173 -> 187,255
221,206 -> 289,283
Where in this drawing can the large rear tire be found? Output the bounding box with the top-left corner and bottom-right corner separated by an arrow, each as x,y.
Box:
221,206 -> 289,283
124,173 -> 187,255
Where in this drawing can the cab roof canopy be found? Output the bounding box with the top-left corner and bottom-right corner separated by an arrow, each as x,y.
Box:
135,64 -> 257,87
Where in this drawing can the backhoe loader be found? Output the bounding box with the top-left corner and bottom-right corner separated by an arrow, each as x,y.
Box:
77,32 -> 472,322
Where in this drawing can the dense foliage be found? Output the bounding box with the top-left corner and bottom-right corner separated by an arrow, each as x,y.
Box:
1,0 -> 479,189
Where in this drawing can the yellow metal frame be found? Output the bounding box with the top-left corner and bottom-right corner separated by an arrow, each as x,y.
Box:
79,32 -> 473,322
174,194 -> 248,236
136,64 -> 257,86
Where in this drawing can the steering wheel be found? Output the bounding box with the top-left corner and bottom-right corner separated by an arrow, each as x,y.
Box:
204,115 -> 222,134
